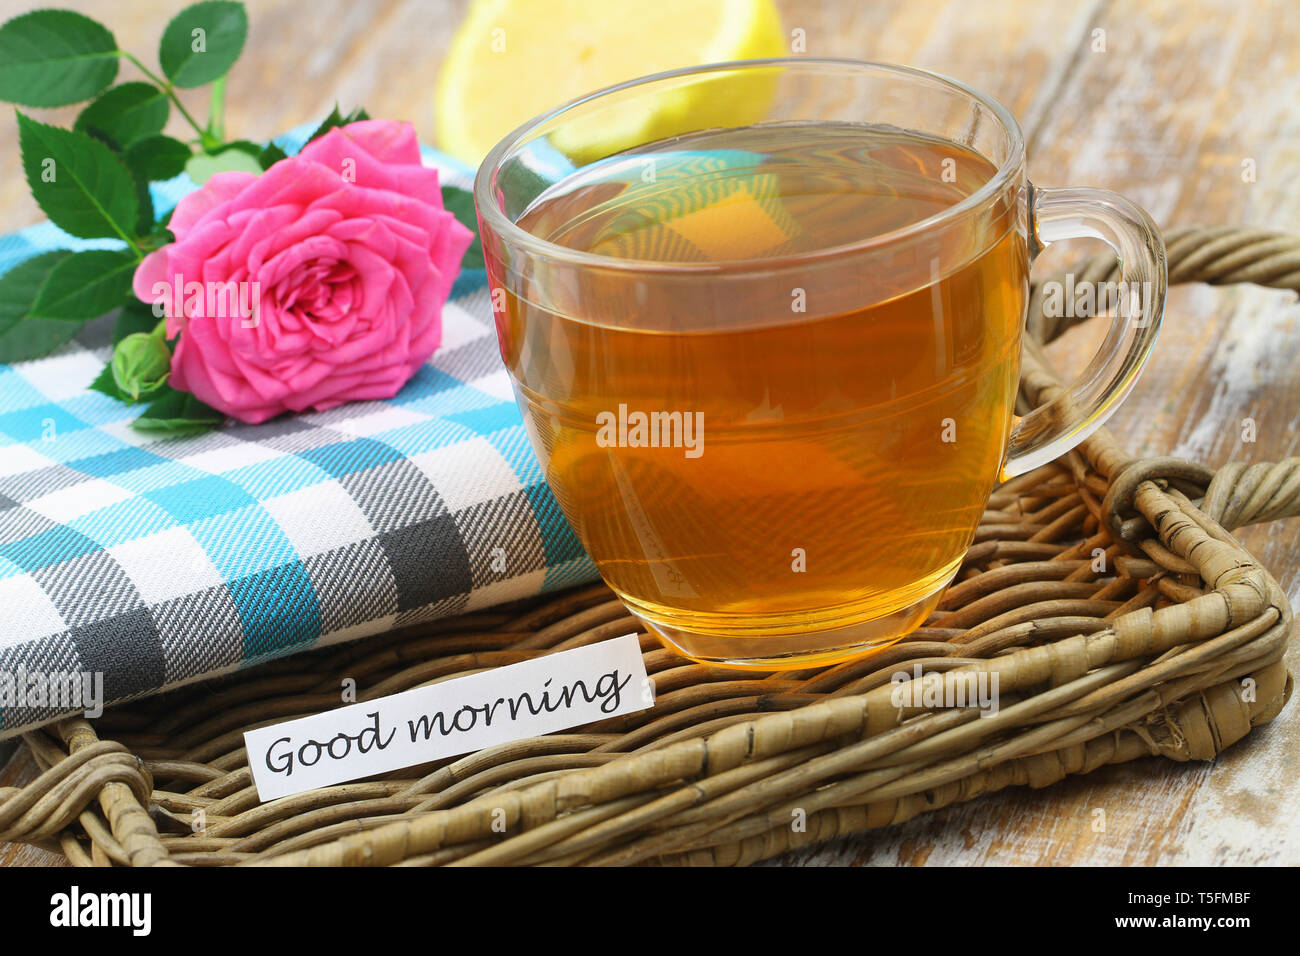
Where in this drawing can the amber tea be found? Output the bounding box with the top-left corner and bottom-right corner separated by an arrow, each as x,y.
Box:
492,122 -> 1028,666
480,61 -> 1166,669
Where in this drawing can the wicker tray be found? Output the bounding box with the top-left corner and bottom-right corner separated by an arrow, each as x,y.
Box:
2,226 -> 1297,867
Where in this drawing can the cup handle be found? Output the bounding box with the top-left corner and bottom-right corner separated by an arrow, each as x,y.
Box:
1001,183 -> 1167,478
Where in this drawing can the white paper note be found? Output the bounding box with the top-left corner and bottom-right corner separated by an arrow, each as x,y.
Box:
244,634 -> 651,801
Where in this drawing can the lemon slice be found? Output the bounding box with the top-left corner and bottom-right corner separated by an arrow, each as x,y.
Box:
435,0 -> 786,168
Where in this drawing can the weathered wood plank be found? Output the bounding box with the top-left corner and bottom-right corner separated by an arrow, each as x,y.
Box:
766,0 -> 1108,142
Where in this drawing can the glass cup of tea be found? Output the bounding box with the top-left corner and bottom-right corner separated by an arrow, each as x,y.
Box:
474,58 -> 1165,670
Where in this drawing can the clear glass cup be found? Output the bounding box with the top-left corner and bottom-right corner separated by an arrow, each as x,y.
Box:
475,58 -> 1165,670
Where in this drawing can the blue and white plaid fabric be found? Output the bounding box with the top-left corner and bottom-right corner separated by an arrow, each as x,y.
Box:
0,127 -> 596,738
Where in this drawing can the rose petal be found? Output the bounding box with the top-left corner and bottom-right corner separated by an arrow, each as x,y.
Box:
134,124 -> 473,424
298,120 -> 422,168
169,171 -> 260,238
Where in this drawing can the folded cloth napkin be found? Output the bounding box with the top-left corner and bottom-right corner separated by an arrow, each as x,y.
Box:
0,128 -> 596,738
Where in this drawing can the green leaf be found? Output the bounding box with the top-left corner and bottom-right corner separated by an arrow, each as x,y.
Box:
133,386 -> 223,435
258,142 -> 287,169
159,1 -> 248,88
0,316 -> 84,363
441,185 -> 483,269
18,112 -> 139,241
74,82 -> 169,149
0,250 -> 71,336
216,139 -> 261,158
113,298 -> 161,345
0,10 -> 118,107
305,104 -> 371,145
132,169 -> 156,235
89,362 -> 128,401
124,135 -> 192,182
0,251 -> 85,362
185,147 -> 262,184
139,228 -> 175,252
30,249 -> 137,321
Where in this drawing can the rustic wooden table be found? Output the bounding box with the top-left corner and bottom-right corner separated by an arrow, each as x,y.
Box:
2,0 -> 1297,867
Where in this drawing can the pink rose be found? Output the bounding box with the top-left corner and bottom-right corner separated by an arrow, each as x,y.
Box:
133,120 -> 474,424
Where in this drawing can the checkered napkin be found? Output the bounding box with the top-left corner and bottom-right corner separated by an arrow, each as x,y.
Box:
0,128 -> 596,738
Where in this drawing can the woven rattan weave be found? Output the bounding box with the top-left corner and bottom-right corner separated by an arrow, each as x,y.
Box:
2,225 -> 1297,866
